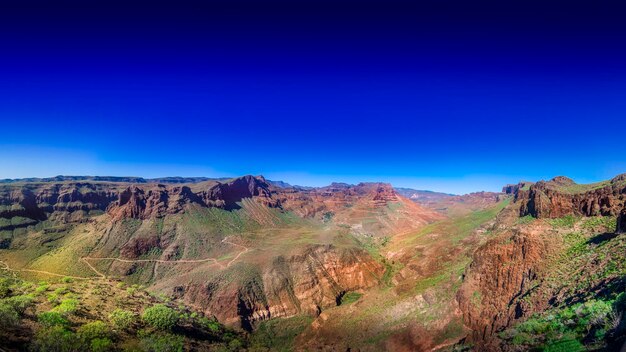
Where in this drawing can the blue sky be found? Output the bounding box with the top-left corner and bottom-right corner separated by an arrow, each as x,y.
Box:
1,1 -> 625,194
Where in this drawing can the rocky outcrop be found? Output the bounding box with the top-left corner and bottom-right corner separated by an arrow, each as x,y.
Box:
517,174 -> 626,218
278,182 -> 401,217
457,224 -> 559,347
368,183 -> 399,205
0,176 -> 281,225
501,182 -> 532,195
107,185 -> 205,220
617,208 -> 626,233
0,188 -> 47,221
202,175 -> 278,210
177,245 -> 384,330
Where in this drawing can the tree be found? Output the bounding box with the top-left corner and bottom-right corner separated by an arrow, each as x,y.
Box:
142,304 -> 179,331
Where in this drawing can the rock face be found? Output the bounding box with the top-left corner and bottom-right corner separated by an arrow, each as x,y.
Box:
516,174 -> 626,218
108,185 -> 204,220
0,183 -> 117,222
202,175 -> 278,210
0,175 -> 438,332
501,182 -> 532,195
457,175 -> 626,350
617,208 -> 626,233
457,225 -> 559,347
0,175 -> 278,224
177,245 -> 384,330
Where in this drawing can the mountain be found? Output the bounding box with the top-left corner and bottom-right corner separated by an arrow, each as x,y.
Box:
457,174 -> 626,351
0,175 -> 229,184
1,174 -> 625,351
394,187 -> 455,202
397,186 -> 505,217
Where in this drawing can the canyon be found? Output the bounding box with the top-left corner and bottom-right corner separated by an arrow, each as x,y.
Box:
0,174 -> 625,351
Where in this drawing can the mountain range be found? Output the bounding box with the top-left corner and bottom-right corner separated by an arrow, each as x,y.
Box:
0,174 -> 625,351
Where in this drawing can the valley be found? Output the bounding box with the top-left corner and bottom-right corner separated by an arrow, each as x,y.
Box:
0,174 -> 624,351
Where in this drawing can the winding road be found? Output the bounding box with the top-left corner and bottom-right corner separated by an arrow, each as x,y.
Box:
0,237 -> 250,280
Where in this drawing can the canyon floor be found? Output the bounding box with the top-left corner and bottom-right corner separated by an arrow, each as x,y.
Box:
0,175 -> 625,351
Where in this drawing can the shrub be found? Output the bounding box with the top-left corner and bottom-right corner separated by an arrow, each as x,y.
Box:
35,284 -> 50,294
139,332 -> 184,352
78,320 -> 110,341
53,298 -> 79,315
198,316 -> 221,332
0,277 -> 12,298
228,338 -> 243,350
5,294 -> 35,315
542,338 -> 585,352
142,304 -> 179,331
90,337 -> 114,352
31,325 -> 79,352
48,292 -> 61,305
60,277 -> 74,283
38,311 -> 69,327
54,286 -> 69,295
0,301 -> 20,328
109,308 -> 136,330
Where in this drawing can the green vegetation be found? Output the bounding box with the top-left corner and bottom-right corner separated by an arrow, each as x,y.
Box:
78,320 -> 110,341
581,216 -> 617,231
518,215 -> 535,225
52,298 -> 79,315
339,291 -> 363,305
399,197 -> 511,248
31,325 -> 80,351
500,295 -> 625,351
251,315 -> 314,352
142,304 -> 179,331
5,294 -> 34,314
0,269 -> 245,351
546,178 -> 625,195
502,216 -> 626,351
109,308 -> 136,330
0,300 -> 20,328
90,337 -> 114,352
546,215 -> 578,228
38,311 -> 70,327
138,331 -> 184,352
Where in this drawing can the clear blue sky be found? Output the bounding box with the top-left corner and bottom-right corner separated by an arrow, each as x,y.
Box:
1,1 -> 625,194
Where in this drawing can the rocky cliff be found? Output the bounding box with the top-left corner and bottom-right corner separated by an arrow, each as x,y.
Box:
170,245 -> 384,330
618,209 -> 626,233
0,175 -> 275,222
515,174 -> 626,218
457,223 -> 559,347
457,174 -> 626,350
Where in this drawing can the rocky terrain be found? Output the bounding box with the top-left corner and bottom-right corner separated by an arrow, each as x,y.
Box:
516,175 -> 626,218
458,175 -> 626,351
1,174 -> 625,351
0,175 -> 441,348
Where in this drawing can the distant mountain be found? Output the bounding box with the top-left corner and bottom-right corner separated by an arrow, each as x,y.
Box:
0,175 -> 232,184
394,187 -> 455,201
266,179 -> 314,190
